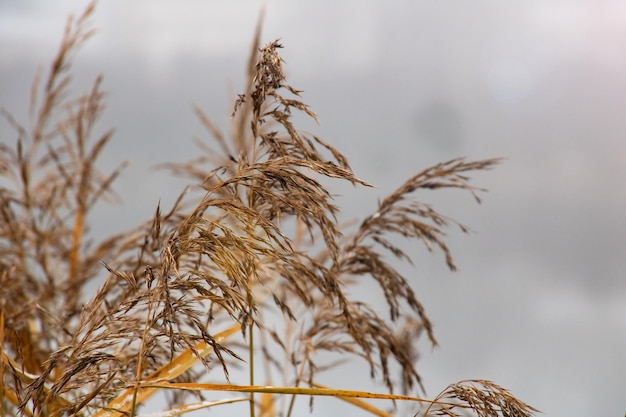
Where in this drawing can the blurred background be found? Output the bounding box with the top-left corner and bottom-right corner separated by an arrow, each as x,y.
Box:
1,1 -> 625,416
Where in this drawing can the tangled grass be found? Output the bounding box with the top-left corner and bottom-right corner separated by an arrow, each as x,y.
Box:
0,3 -> 538,417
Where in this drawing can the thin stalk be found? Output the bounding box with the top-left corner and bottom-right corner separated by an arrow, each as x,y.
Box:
248,271 -> 256,417
131,279 -> 159,417
285,348 -> 309,417
248,321 -> 255,417
139,382 -> 456,408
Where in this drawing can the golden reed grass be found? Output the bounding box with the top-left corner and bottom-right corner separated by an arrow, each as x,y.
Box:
0,2 -> 537,417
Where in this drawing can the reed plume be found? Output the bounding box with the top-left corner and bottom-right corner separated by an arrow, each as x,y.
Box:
0,3 -> 538,417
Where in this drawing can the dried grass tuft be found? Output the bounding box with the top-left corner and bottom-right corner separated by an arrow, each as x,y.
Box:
423,380 -> 540,417
0,2 -> 537,417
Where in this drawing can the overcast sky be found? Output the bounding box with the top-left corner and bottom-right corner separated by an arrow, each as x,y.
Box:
1,1 -> 625,416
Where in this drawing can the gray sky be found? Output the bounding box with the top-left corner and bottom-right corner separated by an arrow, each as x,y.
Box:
1,1 -> 625,416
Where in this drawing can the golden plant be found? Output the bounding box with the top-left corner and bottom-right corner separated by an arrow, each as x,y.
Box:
0,3 -> 538,417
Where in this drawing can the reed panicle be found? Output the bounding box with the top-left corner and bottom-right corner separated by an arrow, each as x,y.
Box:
0,2 -> 537,417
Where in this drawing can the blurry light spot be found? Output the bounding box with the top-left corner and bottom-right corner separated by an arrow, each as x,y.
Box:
486,60 -> 533,104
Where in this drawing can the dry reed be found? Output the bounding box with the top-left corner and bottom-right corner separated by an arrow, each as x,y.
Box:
0,3 -> 538,417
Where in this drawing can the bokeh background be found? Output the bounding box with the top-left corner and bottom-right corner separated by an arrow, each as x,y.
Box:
1,1 -> 625,416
